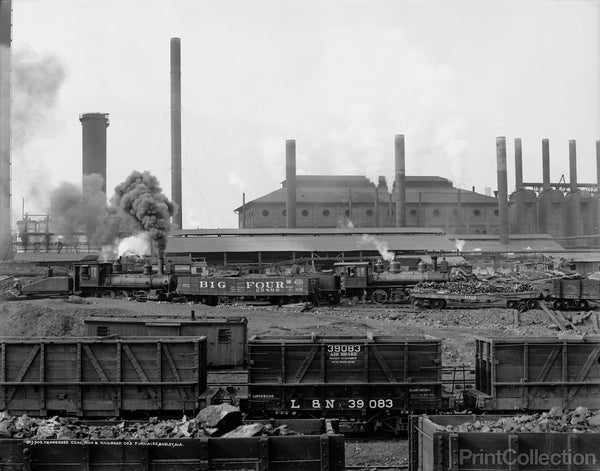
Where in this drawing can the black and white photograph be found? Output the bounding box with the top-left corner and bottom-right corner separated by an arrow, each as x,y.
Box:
0,0 -> 599,469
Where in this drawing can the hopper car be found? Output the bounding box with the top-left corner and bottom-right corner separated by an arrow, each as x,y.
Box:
409,289 -> 541,311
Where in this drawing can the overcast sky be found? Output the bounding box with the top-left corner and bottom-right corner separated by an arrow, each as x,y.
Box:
10,0 -> 600,229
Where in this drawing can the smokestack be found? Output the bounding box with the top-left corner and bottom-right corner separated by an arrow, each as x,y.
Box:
394,134 -> 406,227
0,0 -> 11,259
158,256 -> 164,275
496,136 -> 509,245
542,139 -> 550,191
569,139 -> 577,193
170,37 -> 182,229
285,139 -> 297,228
514,138 -> 523,190
374,185 -> 379,227
456,189 -> 463,233
79,113 -> 109,193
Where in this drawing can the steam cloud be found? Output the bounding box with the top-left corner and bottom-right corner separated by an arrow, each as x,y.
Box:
360,234 -> 395,261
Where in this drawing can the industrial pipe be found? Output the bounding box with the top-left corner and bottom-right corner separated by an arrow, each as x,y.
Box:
514,138 -> 523,190
569,140 -> 577,193
542,139 -> 550,191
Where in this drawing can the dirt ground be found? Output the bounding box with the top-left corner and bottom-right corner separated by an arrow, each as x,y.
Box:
0,296 -> 597,467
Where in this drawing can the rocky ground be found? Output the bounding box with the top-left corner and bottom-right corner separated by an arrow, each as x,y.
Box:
0,296 -> 598,467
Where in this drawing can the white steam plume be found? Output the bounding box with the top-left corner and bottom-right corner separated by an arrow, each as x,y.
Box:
361,234 -> 394,261
118,232 -> 151,258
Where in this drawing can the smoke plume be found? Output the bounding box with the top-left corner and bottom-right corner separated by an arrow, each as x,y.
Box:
49,173 -> 107,246
118,232 -> 151,258
108,171 -> 177,254
13,46 -> 66,151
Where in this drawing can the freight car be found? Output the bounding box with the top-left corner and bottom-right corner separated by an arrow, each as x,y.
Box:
0,435 -> 345,471
409,290 -> 541,311
83,314 -> 248,369
540,277 -> 600,310
19,259 -> 177,301
244,334 -> 448,434
409,414 -> 600,471
465,336 -> 600,412
0,337 -> 210,418
176,274 -> 321,306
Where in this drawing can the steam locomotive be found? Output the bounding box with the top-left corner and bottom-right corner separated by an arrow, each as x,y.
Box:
19,259 -> 177,300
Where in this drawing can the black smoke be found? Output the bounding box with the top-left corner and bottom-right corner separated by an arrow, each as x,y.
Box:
107,171 -> 177,254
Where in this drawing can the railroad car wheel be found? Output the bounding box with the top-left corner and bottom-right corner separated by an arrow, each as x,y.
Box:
527,299 -> 539,309
411,298 -> 424,309
432,299 -> 446,309
371,289 -> 388,304
134,290 -> 148,302
552,299 -> 564,310
506,300 -> 517,309
517,302 -> 529,313
102,290 -> 116,298
577,300 -> 590,310
390,289 -> 406,303
118,290 -> 130,299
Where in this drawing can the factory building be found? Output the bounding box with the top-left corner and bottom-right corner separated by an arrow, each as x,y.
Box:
235,175 -> 501,235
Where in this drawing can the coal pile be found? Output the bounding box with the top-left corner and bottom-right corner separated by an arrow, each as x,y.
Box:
414,280 -> 534,295
0,405 -> 300,440
438,407 -> 600,434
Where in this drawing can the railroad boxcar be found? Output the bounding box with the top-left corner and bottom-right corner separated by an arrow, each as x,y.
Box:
245,334 -> 447,433
0,435 -> 345,471
0,337 -> 208,418
409,414 -> 600,471
83,315 -> 247,369
465,336 -> 600,411
176,275 -> 320,305
541,278 -> 600,310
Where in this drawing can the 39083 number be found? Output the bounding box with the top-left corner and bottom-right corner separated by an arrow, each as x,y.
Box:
347,399 -> 393,409
327,345 -> 361,353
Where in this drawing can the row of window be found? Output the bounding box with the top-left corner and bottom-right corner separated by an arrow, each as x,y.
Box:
261,208 -> 499,218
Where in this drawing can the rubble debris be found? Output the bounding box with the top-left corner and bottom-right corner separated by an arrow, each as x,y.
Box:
0,405 -> 304,440
413,280 -> 534,295
439,407 -> 600,434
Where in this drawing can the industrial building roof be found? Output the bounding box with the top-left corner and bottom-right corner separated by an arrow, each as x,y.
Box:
166,228 -> 457,254
448,234 -> 565,253
235,175 -> 496,211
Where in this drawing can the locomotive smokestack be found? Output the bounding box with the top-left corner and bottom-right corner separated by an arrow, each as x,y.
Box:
286,139 -> 297,228
514,138 -> 523,190
79,113 -> 109,193
496,136 -> 509,245
170,37 -> 183,229
158,255 -> 164,275
542,139 -> 550,191
395,134 -> 406,227
0,0 -> 11,259
569,139 -> 577,192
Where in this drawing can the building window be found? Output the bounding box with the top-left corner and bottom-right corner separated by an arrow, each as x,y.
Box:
474,209 -> 481,216
262,209 -> 269,217
366,209 -> 373,217
345,209 -> 350,217
322,209 -> 330,217
302,209 -> 309,217
410,209 -> 417,217
433,209 -> 441,217
282,210 -> 286,216
218,328 -> 232,343
493,209 -> 499,216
